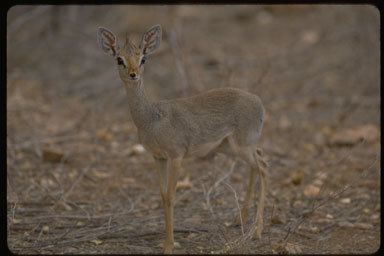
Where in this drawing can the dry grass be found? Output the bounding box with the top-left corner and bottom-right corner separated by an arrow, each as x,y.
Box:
7,4 -> 380,254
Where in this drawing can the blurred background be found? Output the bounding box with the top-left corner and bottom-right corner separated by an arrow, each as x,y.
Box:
7,5 -> 380,254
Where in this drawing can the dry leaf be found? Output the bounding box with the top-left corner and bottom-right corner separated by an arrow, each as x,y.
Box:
338,221 -> 354,228
290,170 -> 306,185
371,214 -> 379,220
20,161 -> 33,170
307,226 -> 319,233
215,199 -> 227,205
312,178 -> 324,186
123,177 -> 136,183
157,241 -> 180,248
316,218 -> 331,224
40,178 -> 55,188
96,128 -> 112,141
176,177 -> 193,190
303,185 -> 321,197
12,219 -> 21,224
187,233 -> 198,239
225,243 -> 231,254
301,29 -> 319,44
42,225 -> 49,232
91,239 -> 103,245
54,201 -> 73,211
125,226 -> 135,231
271,214 -> 286,224
42,148 -> 64,163
197,246 -> 205,251
354,223 -> 373,230
231,173 -> 242,182
316,171 -> 328,180
293,200 -> 303,207
278,115 -> 292,130
285,242 -> 303,254
76,221 -> 85,227
303,143 -> 316,152
92,169 -> 111,178
328,124 -> 379,146
272,241 -> 303,254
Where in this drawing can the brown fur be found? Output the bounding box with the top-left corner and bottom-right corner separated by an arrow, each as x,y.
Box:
97,25 -> 268,254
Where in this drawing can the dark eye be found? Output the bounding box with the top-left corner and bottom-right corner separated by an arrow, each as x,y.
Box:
117,57 -> 125,67
140,56 -> 146,66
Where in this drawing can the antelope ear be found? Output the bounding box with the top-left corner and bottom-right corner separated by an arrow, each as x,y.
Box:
97,27 -> 119,56
141,24 -> 162,56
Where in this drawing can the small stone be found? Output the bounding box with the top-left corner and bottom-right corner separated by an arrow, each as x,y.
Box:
131,144 -> 146,155
338,221 -> 354,228
340,198 -> 351,204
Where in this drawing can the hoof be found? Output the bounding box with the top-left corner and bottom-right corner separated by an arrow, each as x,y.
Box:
252,230 -> 262,240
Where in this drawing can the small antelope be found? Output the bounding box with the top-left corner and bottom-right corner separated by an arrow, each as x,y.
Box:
97,24 -> 268,254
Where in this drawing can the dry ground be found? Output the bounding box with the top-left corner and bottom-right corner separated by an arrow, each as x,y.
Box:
7,5 -> 380,254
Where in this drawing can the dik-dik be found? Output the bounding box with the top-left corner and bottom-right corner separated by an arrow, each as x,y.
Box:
97,24 -> 268,254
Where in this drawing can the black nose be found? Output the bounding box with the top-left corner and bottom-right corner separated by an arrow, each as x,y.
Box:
130,73 -> 136,78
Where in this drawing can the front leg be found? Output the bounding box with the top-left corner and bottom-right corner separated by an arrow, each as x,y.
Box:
154,157 -> 182,254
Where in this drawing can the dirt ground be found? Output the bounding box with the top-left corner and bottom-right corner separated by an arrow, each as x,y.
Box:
6,5 -> 380,254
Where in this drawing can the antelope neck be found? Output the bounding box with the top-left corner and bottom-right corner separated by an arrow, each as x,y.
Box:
124,79 -> 157,129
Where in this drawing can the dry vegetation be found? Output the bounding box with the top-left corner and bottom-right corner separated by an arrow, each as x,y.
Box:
7,5 -> 380,254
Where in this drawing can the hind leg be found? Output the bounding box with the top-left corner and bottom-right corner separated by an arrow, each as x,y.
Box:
236,164 -> 256,225
253,149 -> 268,239
236,147 -> 268,239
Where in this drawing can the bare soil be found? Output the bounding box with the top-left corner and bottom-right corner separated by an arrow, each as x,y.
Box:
7,5 -> 380,254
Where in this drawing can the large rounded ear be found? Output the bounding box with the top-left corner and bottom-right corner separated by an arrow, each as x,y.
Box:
141,24 -> 162,56
97,27 -> 119,56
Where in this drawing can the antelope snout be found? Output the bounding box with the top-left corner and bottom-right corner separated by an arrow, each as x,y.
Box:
129,72 -> 139,80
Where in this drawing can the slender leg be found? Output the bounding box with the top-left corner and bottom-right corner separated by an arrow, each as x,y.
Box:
253,154 -> 268,239
154,157 -> 168,208
236,166 -> 256,225
155,157 -> 181,254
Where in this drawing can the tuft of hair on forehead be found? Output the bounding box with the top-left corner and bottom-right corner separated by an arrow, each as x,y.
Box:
123,36 -> 140,56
